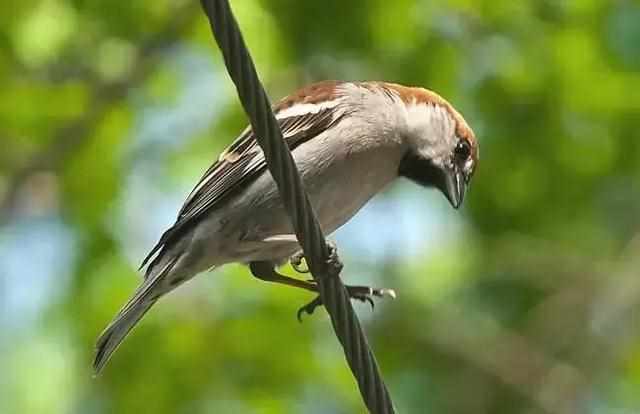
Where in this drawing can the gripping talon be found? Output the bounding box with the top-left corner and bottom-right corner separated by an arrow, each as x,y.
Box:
297,296 -> 322,322
375,288 -> 396,299
296,286 -> 396,319
325,241 -> 343,276
290,251 -> 310,274
359,295 -> 375,310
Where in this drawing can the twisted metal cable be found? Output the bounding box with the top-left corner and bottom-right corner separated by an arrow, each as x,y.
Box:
199,1 -> 395,412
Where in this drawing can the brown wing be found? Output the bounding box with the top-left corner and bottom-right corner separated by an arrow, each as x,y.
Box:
140,106 -> 342,271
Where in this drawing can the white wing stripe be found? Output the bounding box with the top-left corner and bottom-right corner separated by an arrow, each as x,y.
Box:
276,99 -> 342,119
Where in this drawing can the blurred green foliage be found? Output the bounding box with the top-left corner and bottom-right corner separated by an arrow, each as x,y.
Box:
1,1 -> 639,413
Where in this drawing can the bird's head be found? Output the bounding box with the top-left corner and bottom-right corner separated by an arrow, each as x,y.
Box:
389,85 -> 478,209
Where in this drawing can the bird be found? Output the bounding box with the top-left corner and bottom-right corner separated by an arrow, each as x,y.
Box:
93,80 -> 478,373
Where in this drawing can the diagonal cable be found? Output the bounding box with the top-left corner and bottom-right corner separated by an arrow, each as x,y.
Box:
199,1 -> 395,412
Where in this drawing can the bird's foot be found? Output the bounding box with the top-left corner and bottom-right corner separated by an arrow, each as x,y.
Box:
325,241 -> 343,276
289,250 -> 309,273
297,284 -> 396,321
290,241 -> 342,275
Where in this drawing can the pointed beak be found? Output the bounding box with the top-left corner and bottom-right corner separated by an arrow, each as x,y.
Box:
440,165 -> 466,209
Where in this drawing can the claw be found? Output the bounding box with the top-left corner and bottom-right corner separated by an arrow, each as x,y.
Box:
346,286 -> 397,300
367,297 -> 375,309
297,296 -> 322,322
325,241 -> 343,276
374,288 -> 397,299
354,294 -> 375,310
290,251 -> 309,274
296,286 -> 397,320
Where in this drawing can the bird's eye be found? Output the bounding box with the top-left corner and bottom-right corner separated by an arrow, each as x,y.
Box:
454,139 -> 471,162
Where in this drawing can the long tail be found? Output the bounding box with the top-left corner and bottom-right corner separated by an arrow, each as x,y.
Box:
93,256 -> 179,375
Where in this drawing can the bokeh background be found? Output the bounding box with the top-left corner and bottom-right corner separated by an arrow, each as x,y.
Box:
1,0 -> 640,413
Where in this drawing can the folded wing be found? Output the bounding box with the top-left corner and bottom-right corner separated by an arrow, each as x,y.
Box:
140,104 -> 345,274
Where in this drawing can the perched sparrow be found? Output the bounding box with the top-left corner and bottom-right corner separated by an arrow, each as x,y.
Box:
94,80 -> 478,373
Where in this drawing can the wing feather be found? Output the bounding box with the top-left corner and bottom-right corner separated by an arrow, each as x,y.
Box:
140,105 -> 344,271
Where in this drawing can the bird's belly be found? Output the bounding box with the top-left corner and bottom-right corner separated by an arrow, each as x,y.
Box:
240,149 -> 397,259
311,159 -> 394,234
190,141 -> 402,265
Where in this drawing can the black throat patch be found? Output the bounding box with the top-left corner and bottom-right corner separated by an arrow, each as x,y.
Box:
398,151 -> 442,189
